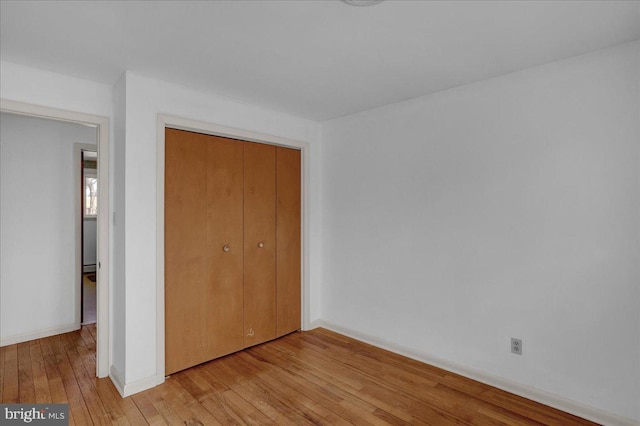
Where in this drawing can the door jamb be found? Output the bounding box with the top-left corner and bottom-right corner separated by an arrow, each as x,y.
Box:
156,114 -> 311,385
1,99 -> 111,378
75,144 -> 98,326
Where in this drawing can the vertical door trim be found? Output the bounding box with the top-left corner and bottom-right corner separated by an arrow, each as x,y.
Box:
0,99 -> 110,379
156,114 -> 310,384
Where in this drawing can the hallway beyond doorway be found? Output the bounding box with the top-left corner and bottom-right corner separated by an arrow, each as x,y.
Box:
82,273 -> 96,325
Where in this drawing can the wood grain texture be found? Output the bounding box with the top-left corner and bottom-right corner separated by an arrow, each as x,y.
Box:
243,141 -> 277,347
276,147 -> 302,337
164,130 -> 300,374
1,325 -> 600,425
164,128 -> 209,374
2,343 -> 18,403
206,135 -> 245,359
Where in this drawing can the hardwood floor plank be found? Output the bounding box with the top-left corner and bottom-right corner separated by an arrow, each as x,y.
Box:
60,332 -> 113,425
39,336 -> 69,403
145,385 -> 188,425
145,373 -> 217,425
245,347 -> 392,426
198,390 -> 248,425
76,326 -> 147,425
270,339 -> 440,424
256,343 -> 388,416
80,325 -> 97,349
313,344 -> 461,411
1,325 -> 598,426
184,363 -> 275,425
29,340 -> 52,403
131,391 -> 166,425
106,381 -> 149,426
48,334 -> 93,425
87,323 -> 98,342
164,375 -> 224,426
206,359 -> 316,425
310,329 -> 597,426
316,328 -> 489,396
183,365 -> 228,399
296,330 -> 591,426
231,352 -> 352,425
17,342 -> 36,402
0,340 -> 4,402
2,344 -> 20,403
274,338 -> 443,424
219,388 -> 277,426
62,331 -> 129,425
478,388 -> 599,426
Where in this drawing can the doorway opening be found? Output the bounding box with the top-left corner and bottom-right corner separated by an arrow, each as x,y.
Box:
0,99 -> 110,378
81,150 -> 98,325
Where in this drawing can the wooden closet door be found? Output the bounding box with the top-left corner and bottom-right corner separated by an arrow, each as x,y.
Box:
165,129 -> 209,375
243,142 -> 276,347
276,147 -> 301,336
205,135 -> 244,359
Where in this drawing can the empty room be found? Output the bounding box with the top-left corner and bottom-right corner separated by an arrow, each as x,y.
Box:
0,1 -> 638,425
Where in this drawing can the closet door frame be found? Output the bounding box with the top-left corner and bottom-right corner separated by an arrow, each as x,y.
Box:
156,114 -> 309,382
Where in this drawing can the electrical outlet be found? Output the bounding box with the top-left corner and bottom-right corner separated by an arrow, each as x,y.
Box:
511,338 -> 522,355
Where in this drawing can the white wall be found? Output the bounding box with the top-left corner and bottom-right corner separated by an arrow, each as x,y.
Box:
0,113 -> 97,343
321,41 -> 639,421
83,219 -> 97,268
118,72 -> 322,387
111,74 -> 127,381
0,62 -> 113,118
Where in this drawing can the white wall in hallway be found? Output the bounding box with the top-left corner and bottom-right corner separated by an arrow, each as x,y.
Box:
83,219 -> 97,269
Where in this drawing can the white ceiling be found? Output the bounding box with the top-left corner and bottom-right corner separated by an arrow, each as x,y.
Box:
1,1 -> 638,121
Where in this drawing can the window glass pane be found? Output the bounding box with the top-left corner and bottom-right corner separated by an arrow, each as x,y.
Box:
85,176 -> 98,216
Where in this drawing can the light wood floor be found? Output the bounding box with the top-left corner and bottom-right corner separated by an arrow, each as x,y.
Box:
0,325 -> 598,425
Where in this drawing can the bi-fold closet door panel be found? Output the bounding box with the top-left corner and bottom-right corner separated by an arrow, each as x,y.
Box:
276,147 -> 301,337
165,129 -> 210,375
165,130 -> 245,375
206,136 -> 245,359
243,142 -> 277,347
165,128 -> 300,375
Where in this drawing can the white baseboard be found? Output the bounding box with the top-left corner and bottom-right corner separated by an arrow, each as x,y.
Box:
306,319 -> 322,331
83,265 -> 96,273
1,323 -> 81,347
122,375 -> 160,397
318,320 -> 639,426
110,365 -> 162,398
109,365 -> 126,397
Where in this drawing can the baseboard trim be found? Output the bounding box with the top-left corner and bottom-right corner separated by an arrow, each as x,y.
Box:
109,366 -> 161,398
1,323 -> 81,347
306,319 -> 322,330
109,366 -> 126,397
122,375 -> 159,397
318,320 -> 638,426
